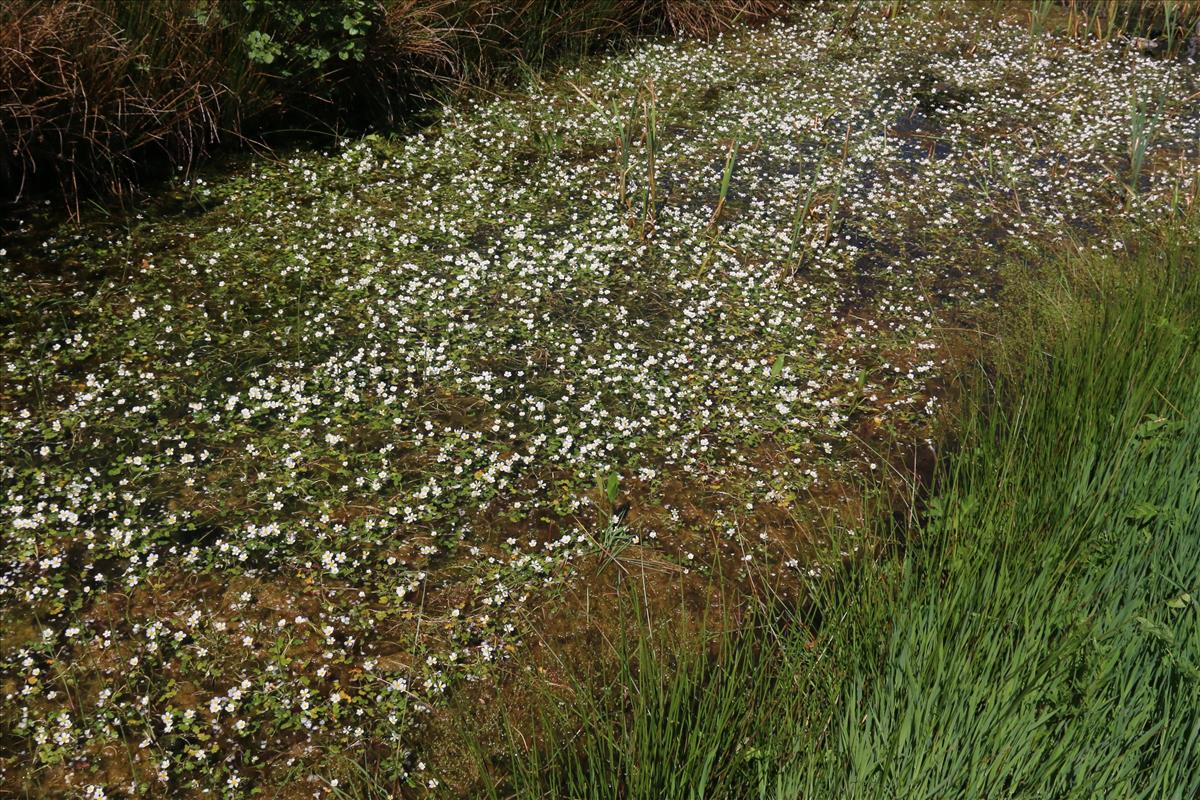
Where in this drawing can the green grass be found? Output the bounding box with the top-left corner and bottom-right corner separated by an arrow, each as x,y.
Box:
497,222 -> 1200,799
487,613 -> 778,800
1061,0 -> 1200,56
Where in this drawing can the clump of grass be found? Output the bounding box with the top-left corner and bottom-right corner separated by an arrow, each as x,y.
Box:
1129,91 -> 1164,198
1029,0 -> 1056,37
499,222 -> 1200,798
783,160 -> 821,271
483,599 -> 806,800
0,0 -> 791,211
1064,0 -> 1200,54
708,138 -> 738,228
638,78 -> 659,238
0,1 -> 257,211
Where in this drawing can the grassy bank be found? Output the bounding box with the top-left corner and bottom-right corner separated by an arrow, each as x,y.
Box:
499,223 -> 1200,798
0,0 -> 785,210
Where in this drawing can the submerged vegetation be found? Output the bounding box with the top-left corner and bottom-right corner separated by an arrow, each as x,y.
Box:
2,1 -> 1200,796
